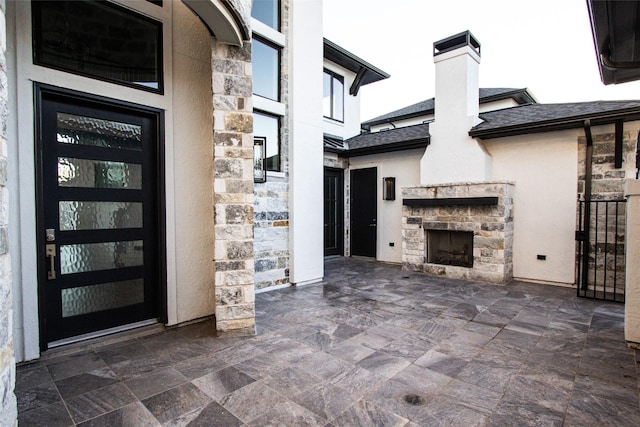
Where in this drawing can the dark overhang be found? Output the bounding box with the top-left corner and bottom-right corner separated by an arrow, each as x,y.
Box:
403,197 -> 498,207
344,139 -> 429,158
588,0 -> 640,84
323,38 -> 390,96
470,104 -> 640,140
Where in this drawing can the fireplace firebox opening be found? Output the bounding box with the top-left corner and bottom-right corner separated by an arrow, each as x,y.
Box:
427,230 -> 473,268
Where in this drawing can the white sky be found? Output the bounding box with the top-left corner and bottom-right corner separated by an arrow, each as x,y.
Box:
322,0 -> 640,121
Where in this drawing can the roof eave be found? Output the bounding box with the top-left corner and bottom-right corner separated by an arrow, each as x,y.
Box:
588,0 -> 640,85
323,38 -> 390,89
345,139 -> 429,157
470,108 -> 640,140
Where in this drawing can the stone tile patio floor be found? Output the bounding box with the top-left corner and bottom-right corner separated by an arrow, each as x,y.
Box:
15,258 -> 640,426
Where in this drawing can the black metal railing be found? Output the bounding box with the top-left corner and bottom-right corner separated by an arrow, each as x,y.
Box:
576,199 -> 626,302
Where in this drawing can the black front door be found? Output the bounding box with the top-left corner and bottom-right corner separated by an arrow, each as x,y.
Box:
351,167 -> 377,257
37,87 -> 163,345
324,168 -> 344,256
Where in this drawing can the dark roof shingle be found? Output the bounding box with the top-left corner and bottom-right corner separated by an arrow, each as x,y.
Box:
343,123 -> 430,156
471,101 -> 640,139
362,88 -> 535,127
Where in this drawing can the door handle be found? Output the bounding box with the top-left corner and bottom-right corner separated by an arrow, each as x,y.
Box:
46,244 -> 56,280
369,223 -> 377,227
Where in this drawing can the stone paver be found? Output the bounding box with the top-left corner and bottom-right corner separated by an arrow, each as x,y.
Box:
16,258 -> 640,426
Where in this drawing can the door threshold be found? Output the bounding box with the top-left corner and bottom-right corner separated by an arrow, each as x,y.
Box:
48,319 -> 161,350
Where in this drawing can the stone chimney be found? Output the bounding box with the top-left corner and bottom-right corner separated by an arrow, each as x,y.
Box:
420,31 -> 492,185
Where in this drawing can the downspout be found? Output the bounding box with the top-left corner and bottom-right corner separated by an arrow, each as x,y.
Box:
581,119 -> 594,291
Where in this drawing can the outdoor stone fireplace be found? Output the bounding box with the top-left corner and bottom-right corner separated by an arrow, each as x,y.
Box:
402,181 -> 514,284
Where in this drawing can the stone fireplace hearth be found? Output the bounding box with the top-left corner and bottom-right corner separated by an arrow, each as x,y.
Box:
402,181 -> 514,284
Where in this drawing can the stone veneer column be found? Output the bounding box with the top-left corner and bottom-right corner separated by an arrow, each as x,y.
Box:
0,0 -> 17,424
624,179 -> 640,346
211,40 -> 256,333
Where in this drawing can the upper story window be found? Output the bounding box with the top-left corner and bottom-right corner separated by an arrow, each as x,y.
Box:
323,69 -> 344,122
251,0 -> 279,30
32,0 -> 163,93
252,37 -> 280,101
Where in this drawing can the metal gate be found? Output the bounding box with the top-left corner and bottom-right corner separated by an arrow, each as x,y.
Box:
576,199 -> 626,302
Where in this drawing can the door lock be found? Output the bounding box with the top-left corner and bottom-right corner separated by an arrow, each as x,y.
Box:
46,244 -> 56,280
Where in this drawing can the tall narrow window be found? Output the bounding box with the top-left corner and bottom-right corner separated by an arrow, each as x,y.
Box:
253,112 -> 280,172
251,0 -> 280,30
323,70 -> 344,122
252,38 -> 280,101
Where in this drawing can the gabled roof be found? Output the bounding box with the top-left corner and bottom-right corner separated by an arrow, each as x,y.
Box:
336,123 -> 430,157
470,100 -> 640,139
323,38 -> 390,96
362,88 -> 536,128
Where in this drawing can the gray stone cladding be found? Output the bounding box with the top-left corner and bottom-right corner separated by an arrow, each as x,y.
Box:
323,156 -> 349,256
402,182 -> 514,284
576,130 -> 639,291
252,0 -> 291,291
212,35 -> 256,333
0,0 -> 16,423
254,177 -> 289,290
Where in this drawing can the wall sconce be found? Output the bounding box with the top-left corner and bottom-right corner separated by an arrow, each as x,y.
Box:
383,177 -> 396,200
254,136 -> 266,183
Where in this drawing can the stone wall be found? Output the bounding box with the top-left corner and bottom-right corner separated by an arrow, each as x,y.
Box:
254,177 -> 289,290
0,0 -> 17,423
402,182 -> 514,284
253,0 -> 291,291
212,39 -> 256,333
576,130 -> 638,292
578,130 -> 638,200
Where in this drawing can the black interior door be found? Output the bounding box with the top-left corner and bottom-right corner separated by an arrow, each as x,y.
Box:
37,87 -> 162,345
324,168 -> 344,256
351,167 -> 377,257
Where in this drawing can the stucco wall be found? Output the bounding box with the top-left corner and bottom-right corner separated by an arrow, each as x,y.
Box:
486,130 -> 579,285
288,0 -> 324,285
348,149 -> 422,263
172,2 -> 215,322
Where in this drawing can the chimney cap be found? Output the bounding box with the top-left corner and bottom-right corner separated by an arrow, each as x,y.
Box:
433,30 -> 481,57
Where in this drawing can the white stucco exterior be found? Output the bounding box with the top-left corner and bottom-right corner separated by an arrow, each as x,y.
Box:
288,0 -> 324,285
8,0 -> 217,361
348,149 -> 422,264
421,45 -> 491,185
486,130 -> 579,285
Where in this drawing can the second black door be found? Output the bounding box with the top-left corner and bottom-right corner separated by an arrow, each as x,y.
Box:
351,168 -> 377,257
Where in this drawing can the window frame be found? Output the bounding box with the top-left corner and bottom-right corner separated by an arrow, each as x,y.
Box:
251,0 -> 281,31
31,0 -> 164,94
252,36 -> 281,102
323,69 -> 344,123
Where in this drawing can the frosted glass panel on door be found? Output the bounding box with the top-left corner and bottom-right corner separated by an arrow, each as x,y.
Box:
59,201 -> 143,231
60,241 -> 143,274
62,279 -> 144,317
58,158 -> 142,189
57,113 -> 142,150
